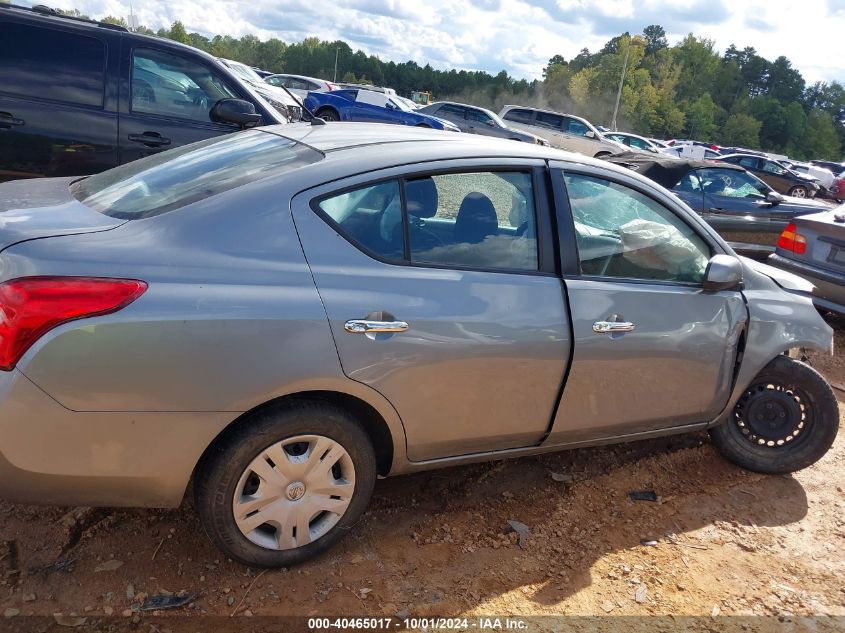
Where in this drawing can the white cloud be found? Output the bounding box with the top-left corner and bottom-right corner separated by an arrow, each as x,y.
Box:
23,0 -> 845,84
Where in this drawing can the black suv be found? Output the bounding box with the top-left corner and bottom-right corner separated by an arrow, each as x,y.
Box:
0,4 -> 289,180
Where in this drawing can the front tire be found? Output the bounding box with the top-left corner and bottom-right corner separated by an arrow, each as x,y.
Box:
195,402 -> 376,567
788,185 -> 809,198
709,356 -> 839,474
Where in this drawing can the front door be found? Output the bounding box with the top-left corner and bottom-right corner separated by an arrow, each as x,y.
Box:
292,160 -> 570,461
546,166 -> 747,444
118,45 -> 243,164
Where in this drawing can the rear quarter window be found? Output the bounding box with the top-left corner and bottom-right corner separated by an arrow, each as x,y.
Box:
71,130 -> 322,219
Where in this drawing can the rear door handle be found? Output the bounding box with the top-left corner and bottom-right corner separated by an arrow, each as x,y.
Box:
127,132 -> 171,147
0,112 -> 25,129
344,319 -> 409,334
593,321 -> 635,334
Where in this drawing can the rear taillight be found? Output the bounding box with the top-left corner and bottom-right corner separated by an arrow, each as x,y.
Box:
0,277 -> 147,371
777,223 -> 808,255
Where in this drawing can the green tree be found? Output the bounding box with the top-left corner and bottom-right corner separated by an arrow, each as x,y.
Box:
719,113 -> 762,148
167,21 -> 191,46
803,109 -> 842,159
685,93 -> 718,139
101,15 -> 127,27
642,25 -> 667,55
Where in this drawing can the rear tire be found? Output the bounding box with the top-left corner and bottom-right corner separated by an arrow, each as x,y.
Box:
316,108 -> 340,122
709,356 -> 838,474
788,185 -> 809,198
195,402 -> 376,567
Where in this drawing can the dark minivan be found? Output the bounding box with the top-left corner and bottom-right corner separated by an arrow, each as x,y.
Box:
0,4 -> 288,181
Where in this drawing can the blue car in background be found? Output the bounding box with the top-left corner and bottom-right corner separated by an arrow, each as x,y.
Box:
304,88 -> 460,130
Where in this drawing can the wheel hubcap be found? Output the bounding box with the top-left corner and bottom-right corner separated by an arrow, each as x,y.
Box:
734,382 -> 810,448
233,434 -> 355,551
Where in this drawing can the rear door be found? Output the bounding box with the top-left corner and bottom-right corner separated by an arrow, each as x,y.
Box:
292,159 -> 570,461
118,44 -> 244,164
0,18 -> 119,179
545,164 -> 746,443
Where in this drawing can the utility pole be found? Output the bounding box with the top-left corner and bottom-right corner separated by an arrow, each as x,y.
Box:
333,46 -> 339,83
610,39 -> 630,132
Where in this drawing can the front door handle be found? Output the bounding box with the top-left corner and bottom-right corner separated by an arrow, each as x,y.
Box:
593,320 -> 635,334
127,132 -> 171,147
344,319 -> 409,334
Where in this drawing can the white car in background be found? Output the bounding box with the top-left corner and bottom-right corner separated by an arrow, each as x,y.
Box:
604,131 -> 665,153
219,58 -> 304,121
780,160 -> 835,194
265,73 -> 338,100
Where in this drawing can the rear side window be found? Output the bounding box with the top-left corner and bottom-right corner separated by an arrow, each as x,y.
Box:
502,108 -> 534,124
72,130 -> 322,219
535,112 -> 563,131
316,171 -> 538,272
0,22 -> 105,107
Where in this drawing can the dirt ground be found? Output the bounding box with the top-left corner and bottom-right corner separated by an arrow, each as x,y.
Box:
2,318 -> 845,629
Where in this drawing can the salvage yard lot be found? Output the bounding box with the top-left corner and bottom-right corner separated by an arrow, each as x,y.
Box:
1,319 -> 844,622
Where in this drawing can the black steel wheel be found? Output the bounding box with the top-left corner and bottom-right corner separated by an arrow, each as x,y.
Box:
710,356 -> 838,474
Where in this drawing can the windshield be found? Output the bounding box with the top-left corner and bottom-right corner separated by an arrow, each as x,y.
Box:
388,97 -> 413,112
71,131 -> 322,219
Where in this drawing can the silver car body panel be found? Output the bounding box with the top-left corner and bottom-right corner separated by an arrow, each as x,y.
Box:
0,124 -> 833,507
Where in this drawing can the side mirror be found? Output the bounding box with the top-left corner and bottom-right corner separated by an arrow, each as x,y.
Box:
585,130 -> 596,138
485,119 -> 495,126
766,191 -> 784,204
703,254 -> 743,292
210,98 -> 262,128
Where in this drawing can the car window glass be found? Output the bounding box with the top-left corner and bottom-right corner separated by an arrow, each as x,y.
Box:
467,108 -> 493,125
0,22 -> 105,107
695,168 -> 768,199
738,157 -> 757,169
73,130 -> 321,219
564,173 -> 710,283
535,112 -> 563,131
438,104 -> 466,119
630,137 -> 649,149
502,108 -> 534,124
762,161 -> 786,175
306,80 -> 321,91
289,78 -> 309,90
131,48 -> 237,123
319,180 -> 404,259
673,172 -> 701,192
265,76 -> 283,86
407,172 -> 538,271
565,118 -> 589,136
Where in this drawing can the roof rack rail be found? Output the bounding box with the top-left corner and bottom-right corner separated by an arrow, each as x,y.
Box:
1,3 -> 129,32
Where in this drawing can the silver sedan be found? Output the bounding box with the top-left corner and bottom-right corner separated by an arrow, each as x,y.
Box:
0,123 -> 837,567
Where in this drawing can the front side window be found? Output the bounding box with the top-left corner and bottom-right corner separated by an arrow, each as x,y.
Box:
738,157 -> 758,169
692,168 -> 769,199
316,171 -> 539,271
73,130 -> 322,219
438,104 -> 466,119
467,108 -> 493,125
0,23 -> 105,107
132,49 -> 238,123
565,118 -> 589,136
564,173 -> 710,283
762,161 -> 787,175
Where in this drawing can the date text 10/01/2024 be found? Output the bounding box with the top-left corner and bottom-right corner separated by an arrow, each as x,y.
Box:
308,617 -> 529,630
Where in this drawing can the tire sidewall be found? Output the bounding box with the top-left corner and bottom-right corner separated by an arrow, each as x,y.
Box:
196,403 -> 376,568
710,356 -> 839,474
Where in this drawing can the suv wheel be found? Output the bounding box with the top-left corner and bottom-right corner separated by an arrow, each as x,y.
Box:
196,402 -> 376,567
709,356 -> 839,474
788,185 -> 809,198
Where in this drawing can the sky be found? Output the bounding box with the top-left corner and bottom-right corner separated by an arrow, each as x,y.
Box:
27,0 -> 845,85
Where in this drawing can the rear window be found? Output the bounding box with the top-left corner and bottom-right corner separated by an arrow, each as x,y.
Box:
0,22 -> 105,107
71,131 -> 322,219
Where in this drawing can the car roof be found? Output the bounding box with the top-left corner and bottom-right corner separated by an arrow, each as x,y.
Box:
430,101 -> 494,115
604,151 -> 745,188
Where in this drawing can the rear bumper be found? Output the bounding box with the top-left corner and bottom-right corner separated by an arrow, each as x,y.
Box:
0,369 -> 233,508
767,253 -> 845,315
